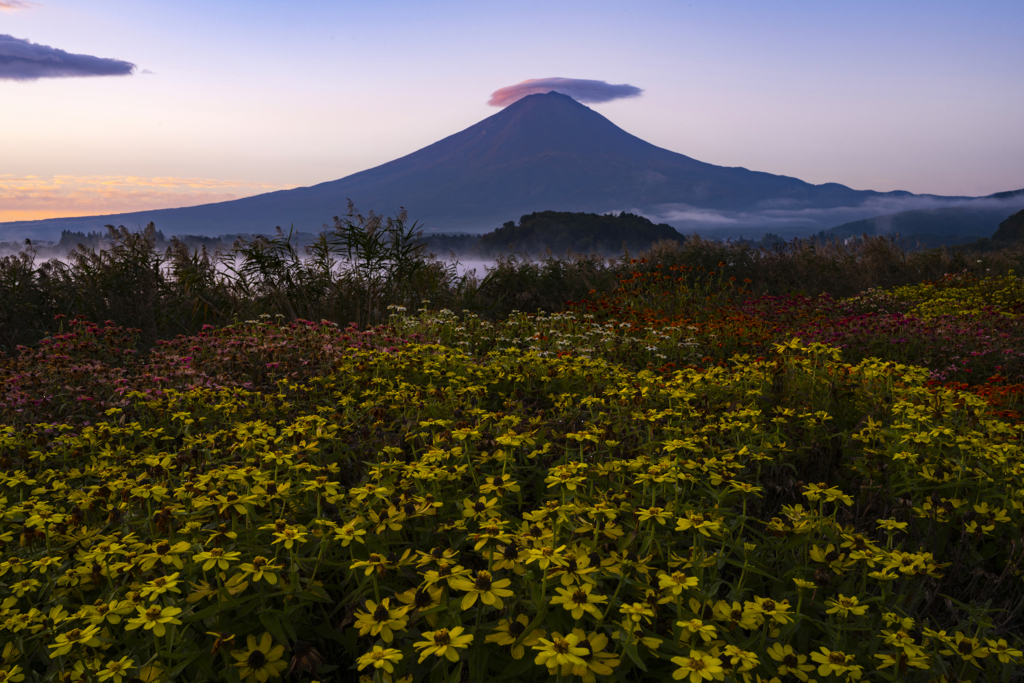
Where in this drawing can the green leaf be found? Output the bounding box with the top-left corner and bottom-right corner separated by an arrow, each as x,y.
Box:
622,640 -> 648,672
445,661 -> 464,683
166,649 -> 204,679
260,610 -> 290,645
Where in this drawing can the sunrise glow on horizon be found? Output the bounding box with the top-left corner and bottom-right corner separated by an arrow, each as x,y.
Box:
3,0 -> 1023,224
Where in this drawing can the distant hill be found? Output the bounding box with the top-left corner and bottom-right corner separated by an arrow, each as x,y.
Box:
825,194 -> 1024,248
422,211 -> 684,257
477,211 -> 683,255
0,92 -> 965,241
993,209 -> 1024,243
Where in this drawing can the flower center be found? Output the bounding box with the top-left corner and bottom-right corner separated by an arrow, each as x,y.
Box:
572,589 -> 588,604
829,651 -> 846,665
156,541 -> 170,554
553,638 -> 570,654
783,654 -> 798,667
248,650 -> 266,668
761,599 -> 776,611
373,605 -> 390,622
474,572 -> 493,590
958,640 -> 974,655
67,629 -> 81,641
508,621 -> 525,637
145,608 -> 162,621
433,629 -> 451,646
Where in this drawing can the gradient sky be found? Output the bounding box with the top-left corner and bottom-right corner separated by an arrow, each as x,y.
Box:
3,0 -> 1023,222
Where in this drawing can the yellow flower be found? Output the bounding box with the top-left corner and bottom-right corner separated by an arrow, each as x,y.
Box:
670,649 -> 725,683
713,600 -> 760,631
96,657 -> 135,683
744,595 -> 793,625
0,665 -> 25,683
810,648 -> 861,678
658,571 -> 699,596
9,579 -> 40,598
353,598 -> 409,643
986,638 -> 1023,664
231,633 -> 287,683
940,632 -> 989,666
395,583 -> 444,623
449,570 -> 515,611
138,540 -> 190,571
767,643 -> 814,682
47,625 -> 102,658
271,526 -> 308,549
722,645 -> 758,673
81,600 -> 133,625
193,548 -> 241,571
485,614 -> 546,659
565,628 -> 620,682
413,626 -> 474,663
462,496 -> 500,520
551,583 -> 607,620
139,572 -> 182,600
619,602 -> 655,625
677,619 -> 717,643
637,506 -> 671,525
533,633 -> 588,672
874,650 -> 930,672
236,556 -> 284,585
824,594 -> 868,618
356,646 -> 402,674
525,545 -> 569,570
336,521 -> 367,546
125,605 -> 183,638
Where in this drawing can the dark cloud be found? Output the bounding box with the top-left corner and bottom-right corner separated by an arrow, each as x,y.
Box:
0,34 -> 136,81
488,77 -> 642,107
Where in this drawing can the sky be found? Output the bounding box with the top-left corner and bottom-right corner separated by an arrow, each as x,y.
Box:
2,0 -> 1023,223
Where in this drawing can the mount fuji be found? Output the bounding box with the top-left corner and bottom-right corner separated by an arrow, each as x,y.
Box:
4,91 -> 1020,240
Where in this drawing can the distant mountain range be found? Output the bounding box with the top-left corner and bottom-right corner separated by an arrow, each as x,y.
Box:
825,189 -> 1024,247
3,92 -> 1022,241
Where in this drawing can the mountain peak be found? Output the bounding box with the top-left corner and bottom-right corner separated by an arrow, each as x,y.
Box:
0,92 -> 934,239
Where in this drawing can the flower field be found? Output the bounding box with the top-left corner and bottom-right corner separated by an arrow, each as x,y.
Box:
2,266 -> 1024,683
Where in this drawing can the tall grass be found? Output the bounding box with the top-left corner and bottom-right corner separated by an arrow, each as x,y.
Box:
2,214 -> 1022,355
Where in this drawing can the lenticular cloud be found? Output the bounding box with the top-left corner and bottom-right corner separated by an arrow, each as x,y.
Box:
0,34 -> 136,81
488,77 -> 642,107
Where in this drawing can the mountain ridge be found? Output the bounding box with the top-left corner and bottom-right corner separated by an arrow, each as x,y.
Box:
1,92 -> 1015,241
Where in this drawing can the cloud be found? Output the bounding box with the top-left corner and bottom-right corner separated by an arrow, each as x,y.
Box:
644,193 -> 1024,235
0,34 -> 136,81
488,77 -> 642,107
0,1 -> 40,11
0,175 -> 295,222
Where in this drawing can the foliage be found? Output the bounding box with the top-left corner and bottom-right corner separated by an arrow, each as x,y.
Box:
3,266 -> 1024,682
474,212 -> 685,257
